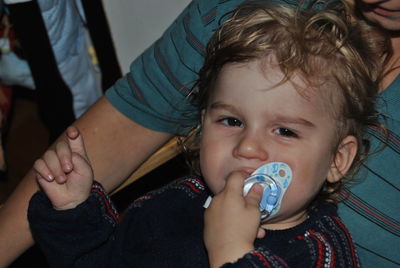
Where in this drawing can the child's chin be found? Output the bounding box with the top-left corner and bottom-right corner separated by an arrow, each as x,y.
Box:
204,179 -> 225,195
261,210 -> 309,230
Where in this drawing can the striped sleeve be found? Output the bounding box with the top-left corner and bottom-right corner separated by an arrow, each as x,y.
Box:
339,122 -> 400,267
104,0 -> 336,135
105,0 -> 245,135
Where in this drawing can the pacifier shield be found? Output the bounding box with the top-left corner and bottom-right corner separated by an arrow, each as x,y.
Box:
243,162 -> 292,219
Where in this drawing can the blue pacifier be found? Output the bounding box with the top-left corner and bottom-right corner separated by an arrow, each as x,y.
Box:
243,162 -> 292,219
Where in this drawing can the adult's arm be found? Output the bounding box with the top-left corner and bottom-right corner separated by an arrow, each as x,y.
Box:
1,0 -> 309,264
0,97 -> 172,267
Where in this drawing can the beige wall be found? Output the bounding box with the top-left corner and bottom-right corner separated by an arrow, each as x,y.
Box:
102,0 -> 191,73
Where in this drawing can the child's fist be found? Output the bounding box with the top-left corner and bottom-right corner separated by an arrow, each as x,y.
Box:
204,171 -> 263,267
33,126 -> 94,210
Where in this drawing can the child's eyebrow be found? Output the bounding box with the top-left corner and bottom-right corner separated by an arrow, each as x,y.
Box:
208,102 -> 238,113
271,116 -> 316,128
209,102 -> 315,128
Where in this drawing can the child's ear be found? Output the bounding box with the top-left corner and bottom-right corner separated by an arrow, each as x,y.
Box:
327,136 -> 358,183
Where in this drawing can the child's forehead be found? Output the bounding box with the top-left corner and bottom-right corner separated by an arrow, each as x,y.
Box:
211,59 -> 340,117
219,59 -> 335,99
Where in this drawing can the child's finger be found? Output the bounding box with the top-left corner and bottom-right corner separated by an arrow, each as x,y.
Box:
244,184 -> 263,208
70,152 -> 92,176
66,126 -> 79,140
42,150 -> 66,183
55,140 -> 73,173
33,158 -> 54,182
256,227 -> 266,239
66,127 -> 89,161
36,173 -> 52,192
224,171 -> 247,194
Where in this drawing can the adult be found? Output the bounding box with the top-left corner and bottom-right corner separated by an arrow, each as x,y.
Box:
337,0 -> 400,266
0,0 -> 398,266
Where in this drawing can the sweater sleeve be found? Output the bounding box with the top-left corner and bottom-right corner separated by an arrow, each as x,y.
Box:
28,182 -> 119,268
220,248 -> 290,268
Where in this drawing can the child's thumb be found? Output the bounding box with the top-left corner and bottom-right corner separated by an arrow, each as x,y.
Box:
245,183 -> 263,208
71,152 -> 92,175
67,127 -> 89,161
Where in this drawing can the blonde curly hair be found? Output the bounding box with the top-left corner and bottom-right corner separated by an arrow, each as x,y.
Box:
182,0 -> 388,203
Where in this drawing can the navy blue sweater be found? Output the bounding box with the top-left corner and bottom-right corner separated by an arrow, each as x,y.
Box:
28,176 -> 360,267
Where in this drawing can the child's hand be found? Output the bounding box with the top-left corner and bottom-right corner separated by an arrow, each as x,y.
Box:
33,126 -> 93,210
204,171 -> 264,268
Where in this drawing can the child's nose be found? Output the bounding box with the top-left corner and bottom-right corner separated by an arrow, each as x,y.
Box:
233,131 -> 268,161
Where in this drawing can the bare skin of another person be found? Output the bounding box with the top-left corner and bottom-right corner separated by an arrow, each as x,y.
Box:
0,0 -> 399,266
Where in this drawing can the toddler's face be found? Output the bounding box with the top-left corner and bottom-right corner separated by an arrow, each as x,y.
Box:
199,60 -> 355,228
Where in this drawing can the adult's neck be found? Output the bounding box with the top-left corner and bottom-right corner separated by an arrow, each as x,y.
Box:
381,34 -> 400,91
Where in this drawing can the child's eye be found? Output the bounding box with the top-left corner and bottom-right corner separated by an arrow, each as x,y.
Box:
275,127 -> 298,138
218,117 -> 243,127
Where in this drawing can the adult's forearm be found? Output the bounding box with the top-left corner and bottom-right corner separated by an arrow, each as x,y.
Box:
0,97 -> 173,266
0,169 -> 38,267
74,97 -> 173,191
